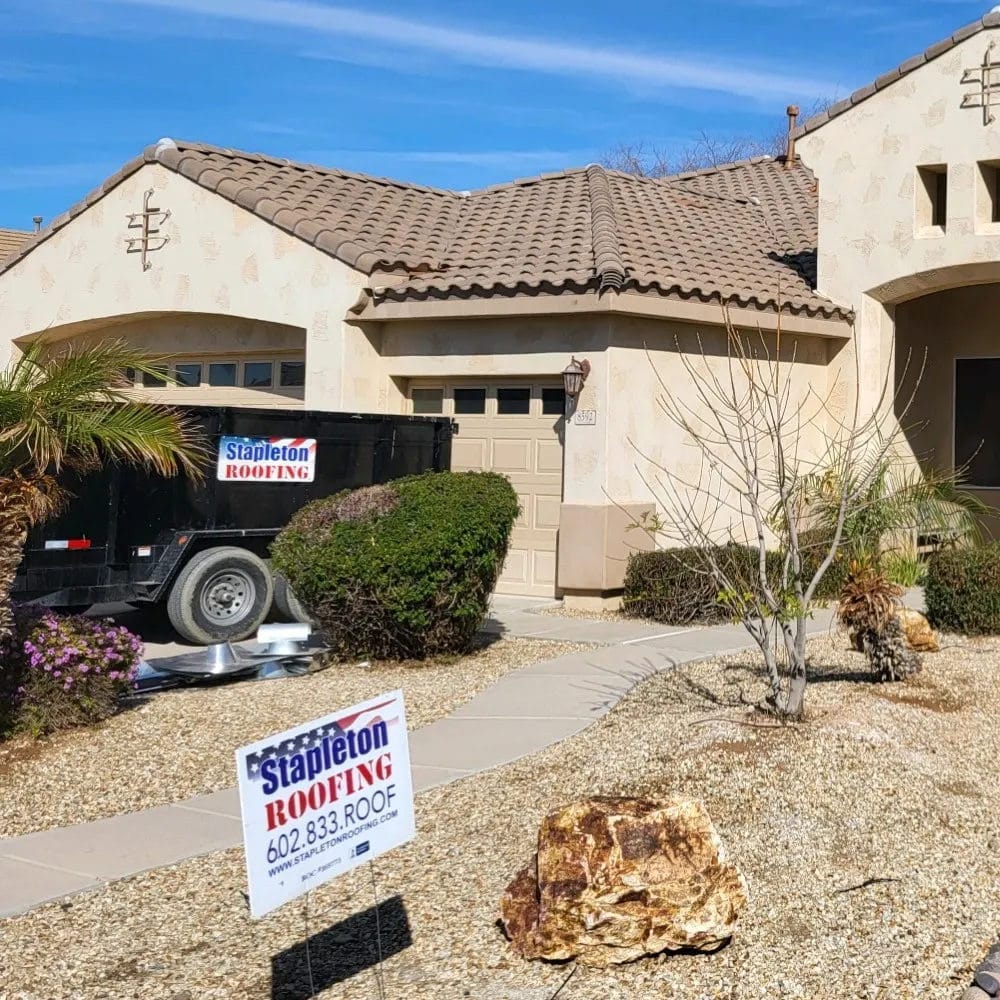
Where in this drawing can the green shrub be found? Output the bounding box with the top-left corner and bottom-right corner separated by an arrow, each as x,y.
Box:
271,471 -> 520,659
1,609 -> 143,738
926,544 -> 1000,634
797,527 -> 849,601
623,536 -> 846,625
623,545 -> 784,625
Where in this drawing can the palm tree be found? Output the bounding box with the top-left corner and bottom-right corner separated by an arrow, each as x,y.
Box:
0,341 -> 205,643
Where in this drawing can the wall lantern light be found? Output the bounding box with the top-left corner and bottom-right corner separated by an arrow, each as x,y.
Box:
562,357 -> 591,400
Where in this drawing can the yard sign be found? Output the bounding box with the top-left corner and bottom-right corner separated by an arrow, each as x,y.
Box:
217,436 -> 317,483
235,690 -> 415,918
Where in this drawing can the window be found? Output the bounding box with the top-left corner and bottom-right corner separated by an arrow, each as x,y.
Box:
497,387 -> 530,415
955,358 -> 1000,487
916,164 -> 948,231
978,160 -> 1000,226
279,361 -> 306,387
411,387 -> 444,414
243,362 -> 273,388
454,387 -> 486,414
175,363 -> 202,388
209,362 -> 237,387
121,367 -> 136,387
542,387 -> 566,415
142,367 -> 167,388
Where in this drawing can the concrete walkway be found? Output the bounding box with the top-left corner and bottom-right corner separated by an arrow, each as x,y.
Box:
0,600 -> 838,918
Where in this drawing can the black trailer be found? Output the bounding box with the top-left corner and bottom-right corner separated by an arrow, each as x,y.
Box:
14,406 -> 453,645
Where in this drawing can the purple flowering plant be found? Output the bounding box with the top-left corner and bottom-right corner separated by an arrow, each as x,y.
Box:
2,609 -> 144,737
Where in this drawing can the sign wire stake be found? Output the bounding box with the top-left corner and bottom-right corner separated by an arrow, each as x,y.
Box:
303,889 -> 317,999
369,862 -> 387,1000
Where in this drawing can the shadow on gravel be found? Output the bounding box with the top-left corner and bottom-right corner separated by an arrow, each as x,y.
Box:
270,894 -> 412,999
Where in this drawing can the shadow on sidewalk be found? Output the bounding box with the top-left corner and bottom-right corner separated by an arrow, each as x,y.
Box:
271,894 -> 412,999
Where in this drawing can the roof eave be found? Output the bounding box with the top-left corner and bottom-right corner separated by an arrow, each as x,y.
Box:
352,287 -> 854,338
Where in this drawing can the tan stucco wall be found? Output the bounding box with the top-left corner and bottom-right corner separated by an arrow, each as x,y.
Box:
797,27 -> 1000,418
0,162 -> 373,411
895,282 -> 1000,520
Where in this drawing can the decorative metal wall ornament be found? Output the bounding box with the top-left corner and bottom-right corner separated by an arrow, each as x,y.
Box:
125,188 -> 171,270
961,40 -> 1000,126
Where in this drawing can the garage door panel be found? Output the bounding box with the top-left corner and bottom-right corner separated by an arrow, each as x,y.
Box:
514,493 -> 531,529
500,549 -> 530,588
533,550 -> 557,589
452,437 -> 488,471
536,438 -> 563,475
492,438 -> 533,473
535,494 -> 561,531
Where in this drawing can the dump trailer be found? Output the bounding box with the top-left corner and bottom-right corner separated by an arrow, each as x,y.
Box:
14,406 -> 453,645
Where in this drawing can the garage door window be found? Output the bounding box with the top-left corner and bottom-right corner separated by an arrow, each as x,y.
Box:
412,388 -> 444,414
244,362 -> 273,388
454,387 -> 486,414
497,387 -> 530,414
209,362 -> 237,387
542,388 -> 566,415
175,363 -> 202,387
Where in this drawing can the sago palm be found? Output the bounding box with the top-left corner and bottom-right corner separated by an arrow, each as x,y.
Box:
0,341 -> 204,643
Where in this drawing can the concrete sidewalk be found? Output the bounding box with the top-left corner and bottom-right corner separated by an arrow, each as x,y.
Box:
0,601 -> 838,918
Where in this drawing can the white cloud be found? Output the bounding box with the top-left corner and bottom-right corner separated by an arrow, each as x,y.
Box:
98,0 -> 835,102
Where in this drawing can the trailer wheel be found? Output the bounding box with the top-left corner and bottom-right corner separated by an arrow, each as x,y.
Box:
167,547 -> 274,645
272,574 -> 315,625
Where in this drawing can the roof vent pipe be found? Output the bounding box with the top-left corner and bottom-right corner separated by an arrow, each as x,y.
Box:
32,216 -> 42,233
785,105 -> 799,168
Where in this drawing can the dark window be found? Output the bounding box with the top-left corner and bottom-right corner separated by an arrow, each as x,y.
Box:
411,388 -> 444,414
279,360 -> 305,387
208,362 -> 237,387
121,367 -> 136,386
497,387 -> 530,415
955,358 -> 1000,486
454,387 -> 486,414
141,367 -> 167,388
175,363 -> 202,387
981,161 -> 1000,223
243,362 -> 273,388
918,165 -> 948,229
542,387 -> 566,415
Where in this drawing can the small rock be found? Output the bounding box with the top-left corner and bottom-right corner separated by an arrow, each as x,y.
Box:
500,796 -> 748,967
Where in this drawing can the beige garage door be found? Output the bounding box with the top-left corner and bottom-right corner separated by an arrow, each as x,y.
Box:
409,381 -> 565,597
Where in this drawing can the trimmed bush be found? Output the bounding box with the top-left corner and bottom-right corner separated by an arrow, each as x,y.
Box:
797,527 -> 849,601
1,609 -> 143,738
623,538 -> 844,625
623,546 -> 785,625
926,544 -> 1000,634
271,471 -> 520,659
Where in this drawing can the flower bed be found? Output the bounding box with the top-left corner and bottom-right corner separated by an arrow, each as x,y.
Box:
1,610 -> 143,737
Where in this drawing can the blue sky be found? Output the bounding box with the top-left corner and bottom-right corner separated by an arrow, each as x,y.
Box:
1,0 -> 993,228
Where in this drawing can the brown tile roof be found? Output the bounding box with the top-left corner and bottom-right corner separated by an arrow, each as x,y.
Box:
0,139 -> 849,322
0,228 -> 32,261
797,11 -> 1000,138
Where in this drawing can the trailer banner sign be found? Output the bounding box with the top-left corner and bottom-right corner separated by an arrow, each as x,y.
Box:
216,436 -> 317,483
235,690 -> 415,918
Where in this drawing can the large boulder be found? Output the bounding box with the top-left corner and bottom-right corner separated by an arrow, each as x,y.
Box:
898,608 -> 939,652
500,797 -> 748,967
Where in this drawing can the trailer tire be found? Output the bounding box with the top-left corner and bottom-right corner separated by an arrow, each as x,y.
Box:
272,574 -> 315,625
167,547 -> 274,645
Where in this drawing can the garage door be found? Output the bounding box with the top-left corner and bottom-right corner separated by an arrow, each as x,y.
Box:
409,381 -> 565,597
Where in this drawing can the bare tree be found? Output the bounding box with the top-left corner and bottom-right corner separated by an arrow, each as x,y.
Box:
629,311 -> 924,719
604,99 -> 836,177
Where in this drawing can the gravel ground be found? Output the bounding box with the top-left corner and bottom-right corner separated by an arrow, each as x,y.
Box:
534,602 -> 628,622
0,637 -> 589,839
2,632 -> 998,999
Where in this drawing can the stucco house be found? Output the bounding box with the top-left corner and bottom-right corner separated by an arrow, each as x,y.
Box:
4,12 -> 1000,605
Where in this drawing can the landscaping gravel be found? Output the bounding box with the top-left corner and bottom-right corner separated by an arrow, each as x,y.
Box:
2,632 -> 998,999
0,637 -> 589,839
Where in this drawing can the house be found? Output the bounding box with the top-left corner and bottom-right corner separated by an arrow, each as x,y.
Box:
2,11 -> 1000,606
0,228 -> 32,264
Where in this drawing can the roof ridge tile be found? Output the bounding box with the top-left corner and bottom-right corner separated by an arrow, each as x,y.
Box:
586,164 -> 627,292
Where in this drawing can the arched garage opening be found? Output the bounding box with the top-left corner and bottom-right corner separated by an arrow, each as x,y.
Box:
891,278 -> 1000,528
14,311 -> 308,408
